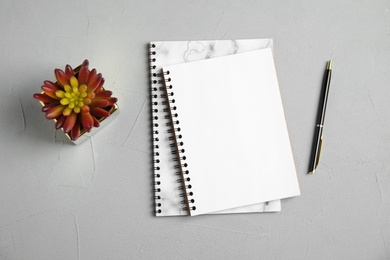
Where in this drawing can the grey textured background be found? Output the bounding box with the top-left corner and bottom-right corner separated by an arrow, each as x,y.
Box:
1,0 -> 389,259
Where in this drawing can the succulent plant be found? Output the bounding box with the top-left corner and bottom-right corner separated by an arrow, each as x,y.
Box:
34,60 -> 117,141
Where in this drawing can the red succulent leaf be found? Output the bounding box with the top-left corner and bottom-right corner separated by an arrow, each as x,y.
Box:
55,115 -> 66,129
94,78 -> 105,93
54,69 -> 69,86
78,60 -> 89,85
71,120 -> 81,141
80,111 -> 94,132
87,91 -> 95,99
41,85 -> 59,100
106,97 -> 118,106
63,112 -> 77,133
90,107 -> 110,118
93,117 -> 100,127
33,93 -> 57,103
46,105 -> 65,119
86,69 -> 96,87
95,90 -> 112,98
87,73 -> 102,92
89,99 -> 109,108
42,102 -> 59,112
88,73 -> 103,92
87,69 -> 96,81
44,80 -> 61,91
65,65 -> 75,78
81,105 -> 90,113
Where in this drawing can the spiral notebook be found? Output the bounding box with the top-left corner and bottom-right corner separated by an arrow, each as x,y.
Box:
150,40 -> 281,216
162,48 -> 300,216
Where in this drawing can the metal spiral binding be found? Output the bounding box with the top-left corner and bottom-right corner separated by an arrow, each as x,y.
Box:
150,43 -> 162,215
162,71 -> 197,214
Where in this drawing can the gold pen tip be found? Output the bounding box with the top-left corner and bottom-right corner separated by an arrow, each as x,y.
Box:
308,169 -> 316,175
327,60 -> 332,70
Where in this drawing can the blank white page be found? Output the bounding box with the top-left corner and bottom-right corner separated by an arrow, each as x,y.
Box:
162,48 -> 300,216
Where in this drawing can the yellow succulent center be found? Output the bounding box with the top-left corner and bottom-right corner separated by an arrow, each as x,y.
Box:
55,76 -> 95,116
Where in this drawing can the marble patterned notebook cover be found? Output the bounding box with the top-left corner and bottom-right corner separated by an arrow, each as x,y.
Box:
150,39 -> 281,216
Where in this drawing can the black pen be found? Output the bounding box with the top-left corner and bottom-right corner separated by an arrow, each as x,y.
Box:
309,60 -> 332,174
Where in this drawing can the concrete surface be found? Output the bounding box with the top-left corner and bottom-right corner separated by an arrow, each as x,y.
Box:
0,0 -> 389,259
